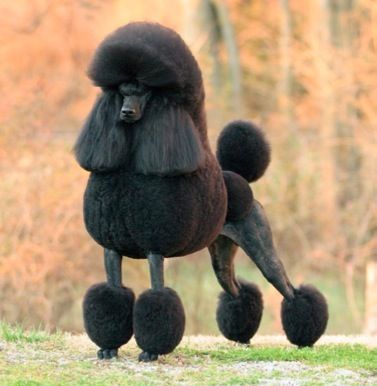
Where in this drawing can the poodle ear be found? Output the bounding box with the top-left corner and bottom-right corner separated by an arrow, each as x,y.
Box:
74,92 -> 130,172
132,105 -> 205,176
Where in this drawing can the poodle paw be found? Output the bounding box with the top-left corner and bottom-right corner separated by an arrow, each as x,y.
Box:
83,283 -> 135,351
217,281 -> 263,344
138,351 -> 158,362
134,287 -> 185,356
97,348 -> 118,360
281,284 -> 328,347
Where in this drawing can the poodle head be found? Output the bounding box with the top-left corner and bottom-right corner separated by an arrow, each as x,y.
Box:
74,23 -> 207,175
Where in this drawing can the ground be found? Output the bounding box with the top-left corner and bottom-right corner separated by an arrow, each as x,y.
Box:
0,323 -> 376,385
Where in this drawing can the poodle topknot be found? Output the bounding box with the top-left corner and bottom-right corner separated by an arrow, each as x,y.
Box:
88,22 -> 203,106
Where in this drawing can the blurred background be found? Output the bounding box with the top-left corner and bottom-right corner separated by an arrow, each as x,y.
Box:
0,0 -> 376,336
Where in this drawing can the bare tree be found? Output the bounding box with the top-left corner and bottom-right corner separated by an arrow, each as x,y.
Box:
309,0 -> 339,238
181,0 -> 243,123
278,0 -> 294,131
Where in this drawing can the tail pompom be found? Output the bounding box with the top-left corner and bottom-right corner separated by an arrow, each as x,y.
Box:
281,284 -> 328,347
216,120 -> 270,183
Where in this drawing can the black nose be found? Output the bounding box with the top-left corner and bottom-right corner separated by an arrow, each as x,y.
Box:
121,108 -> 136,117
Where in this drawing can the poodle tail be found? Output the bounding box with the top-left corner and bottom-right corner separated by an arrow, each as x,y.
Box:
216,120 -> 271,183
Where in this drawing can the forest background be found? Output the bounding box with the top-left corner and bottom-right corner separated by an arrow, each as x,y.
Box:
0,0 -> 376,336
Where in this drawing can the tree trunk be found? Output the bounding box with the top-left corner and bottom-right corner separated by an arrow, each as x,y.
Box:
329,0 -> 364,327
278,0 -> 294,132
213,0 -> 243,115
329,0 -> 362,211
365,259 -> 377,334
309,0 -> 339,238
181,0 -> 243,118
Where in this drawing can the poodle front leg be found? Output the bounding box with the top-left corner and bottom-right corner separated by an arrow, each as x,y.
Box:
134,253 -> 185,362
83,249 -> 135,359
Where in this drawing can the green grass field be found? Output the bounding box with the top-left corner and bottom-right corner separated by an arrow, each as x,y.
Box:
0,323 -> 376,385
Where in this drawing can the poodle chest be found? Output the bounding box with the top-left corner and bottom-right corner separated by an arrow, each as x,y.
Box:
83,169 -> 227,258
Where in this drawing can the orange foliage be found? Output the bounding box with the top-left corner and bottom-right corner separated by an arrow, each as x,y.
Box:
0,0 -> 376,333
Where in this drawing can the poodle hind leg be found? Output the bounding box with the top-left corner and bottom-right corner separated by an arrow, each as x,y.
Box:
134,253 -> 185,362
209,235 -> 263,344
222,200 -> 328,347
83,249 -> 135,359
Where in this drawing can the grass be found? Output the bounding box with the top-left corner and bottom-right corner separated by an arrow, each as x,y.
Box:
178,344 -> 377,371
0,322 -> 63,345
0,322 -> 376,385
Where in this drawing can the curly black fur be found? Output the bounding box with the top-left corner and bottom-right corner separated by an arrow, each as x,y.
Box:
134,287 -> 185,355
83,283 -> 135,349
132,103 -> 205,176
281,284 -> 329,347
74,92 -> 131,172
74,92 -> 205,176
222,171 -> 253,222
87,22 -> 203,103
217,120 -> 271,183
216,281 -> 263,343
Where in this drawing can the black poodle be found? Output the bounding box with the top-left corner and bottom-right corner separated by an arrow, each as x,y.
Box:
74,22 -> 328,362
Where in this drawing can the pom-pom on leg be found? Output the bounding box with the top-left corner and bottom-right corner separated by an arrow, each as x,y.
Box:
281,284 -> 328,347
134,287 -> 185,361
216,281 -> 263,344
83,282 -> 135,359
